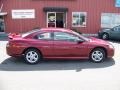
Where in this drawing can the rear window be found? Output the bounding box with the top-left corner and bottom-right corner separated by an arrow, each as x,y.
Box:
22,29 -> 40,38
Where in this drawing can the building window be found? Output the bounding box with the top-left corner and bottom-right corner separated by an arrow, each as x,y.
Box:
0,16 -> 5,32
101,13 -> 120,28
72,12 -> 87,27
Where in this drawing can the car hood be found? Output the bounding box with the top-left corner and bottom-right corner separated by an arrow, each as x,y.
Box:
89,37 -> 109,45
101,28 -> 111,32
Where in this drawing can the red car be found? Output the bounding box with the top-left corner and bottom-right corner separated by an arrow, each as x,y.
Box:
6,28 -> 114,64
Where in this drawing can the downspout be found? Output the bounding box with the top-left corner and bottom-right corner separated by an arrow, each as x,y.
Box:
0,3 -> 3,12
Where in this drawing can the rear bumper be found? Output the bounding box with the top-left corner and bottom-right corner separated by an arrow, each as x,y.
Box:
6,47 -> 22,57
6,43 -> 24,57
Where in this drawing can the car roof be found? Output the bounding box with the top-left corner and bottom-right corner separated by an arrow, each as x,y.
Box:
40,28 -> 73,33
22,28 -> 74,38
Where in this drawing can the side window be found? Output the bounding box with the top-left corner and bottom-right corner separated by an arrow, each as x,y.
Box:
54,32 -> 80,42
113,26 -> 120,31
35,32 -> 52,40
117,26 -> 120,31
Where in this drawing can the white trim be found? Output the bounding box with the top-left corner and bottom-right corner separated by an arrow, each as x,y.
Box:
55,12 -> 56,27
65,12 -> 67,28
0,12 -> 7,16
46,12 -> 48,27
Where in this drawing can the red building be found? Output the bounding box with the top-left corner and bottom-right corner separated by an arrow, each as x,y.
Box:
0,0 -> 120,34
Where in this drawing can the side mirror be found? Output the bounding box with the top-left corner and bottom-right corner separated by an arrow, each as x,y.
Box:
34,35 -> 38,39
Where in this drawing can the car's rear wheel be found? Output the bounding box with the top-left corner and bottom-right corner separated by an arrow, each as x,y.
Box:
90,48 -> 106,63
102,33 -> 109,40
24,49 -> 41,64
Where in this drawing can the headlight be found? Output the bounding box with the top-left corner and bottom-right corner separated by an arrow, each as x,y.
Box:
6,43 -> 10,47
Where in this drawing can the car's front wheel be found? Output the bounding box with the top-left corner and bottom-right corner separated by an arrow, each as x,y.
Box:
90,48 -> 106,63
102,33 -> 109,40
24,49 -> 41,64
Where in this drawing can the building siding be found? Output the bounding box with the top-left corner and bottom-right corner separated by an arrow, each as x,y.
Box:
1,0 -> 120,33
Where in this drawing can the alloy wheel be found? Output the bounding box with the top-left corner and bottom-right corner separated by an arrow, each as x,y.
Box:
102,33 -> 109,40
90,48 -> 106,63
24,49 -> 41,64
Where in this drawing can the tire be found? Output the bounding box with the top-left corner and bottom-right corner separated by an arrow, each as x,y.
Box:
24,48 -> 41,64
102,33 -> 109,40
90,48 -> 106,63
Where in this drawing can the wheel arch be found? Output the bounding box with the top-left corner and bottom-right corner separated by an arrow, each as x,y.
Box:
103,32 -> 109,35
22,47 -> 43,58
102,32 -> 109,37
90,47 -> 107,58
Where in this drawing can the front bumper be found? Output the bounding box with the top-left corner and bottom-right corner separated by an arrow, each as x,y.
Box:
107,46 -> 115,58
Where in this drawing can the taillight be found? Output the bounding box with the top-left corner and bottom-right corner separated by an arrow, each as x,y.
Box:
8,33 -> 21,39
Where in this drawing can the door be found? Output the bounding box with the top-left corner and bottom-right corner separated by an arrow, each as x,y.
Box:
47,12 -> 56,27
110,26 -> 120,39
53,32 -> 86,57
56,13 -> 65,28
47,12 -> 66,28
34,32 -> 54,57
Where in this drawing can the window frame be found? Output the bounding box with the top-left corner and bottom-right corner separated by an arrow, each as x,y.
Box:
72,12 -> 87,27
53,31 -> 83,42
0,16 -> 5,33
113,26 -> 120,32
34,32 -> 53,40
101,13 -> 120,28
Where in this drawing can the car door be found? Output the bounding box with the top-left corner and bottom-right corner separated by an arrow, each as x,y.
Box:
33,32 -> 54,57
110,26 -> 120,40
118,27 -> 120,39
53,31 -> 87,58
